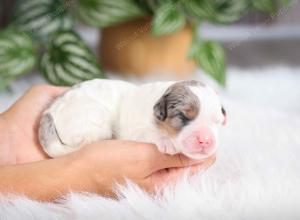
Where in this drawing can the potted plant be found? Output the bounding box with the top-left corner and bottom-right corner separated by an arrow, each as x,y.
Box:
99,17 -> 197,79
0,0 -> 289,90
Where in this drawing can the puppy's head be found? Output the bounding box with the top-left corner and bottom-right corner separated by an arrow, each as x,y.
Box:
153,80 -> 226,159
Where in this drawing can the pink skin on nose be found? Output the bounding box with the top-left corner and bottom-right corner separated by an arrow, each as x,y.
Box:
183,127 -> 215,154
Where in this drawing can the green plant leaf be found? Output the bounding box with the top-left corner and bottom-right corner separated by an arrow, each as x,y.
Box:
251,0 -> 277,13
282,0 -> 292,5
187,38 -> 199,59
12,0 -> 73,40
0,76 -> 13,91
152,2 -> 186,36
144,0 -> 175,12
194,41 -> 226,86
251,0 -> 290,13
0,28 -> 36,89
76,0 -> 146,27
213,0 -> 250,23
182,0 -> 216,21
40,30 -> 105,86
183,0 -> 249,24
187,23 -> 201,59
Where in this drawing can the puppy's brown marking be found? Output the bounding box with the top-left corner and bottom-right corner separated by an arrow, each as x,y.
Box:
153,80 -> 202,137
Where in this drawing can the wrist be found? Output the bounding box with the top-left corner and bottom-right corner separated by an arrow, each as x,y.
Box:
64,150 -> 103,194
0,112 -> 11,145
0,113 -> 7,135
0,113 -> 13,164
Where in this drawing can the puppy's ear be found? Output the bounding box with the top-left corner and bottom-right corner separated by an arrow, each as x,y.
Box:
153,96 -> 167,121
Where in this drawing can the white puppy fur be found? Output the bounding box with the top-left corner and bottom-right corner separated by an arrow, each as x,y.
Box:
39,79 -> 225,159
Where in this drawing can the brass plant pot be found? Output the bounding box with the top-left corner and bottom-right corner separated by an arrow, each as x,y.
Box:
98,17 -> 196,78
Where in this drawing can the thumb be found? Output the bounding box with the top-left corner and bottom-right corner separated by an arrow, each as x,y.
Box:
151,152 -> 214,172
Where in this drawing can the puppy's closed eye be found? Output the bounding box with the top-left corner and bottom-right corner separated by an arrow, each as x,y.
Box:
175,112 -> 190,126
221,106 -> 227,125
221,106 -> 226,117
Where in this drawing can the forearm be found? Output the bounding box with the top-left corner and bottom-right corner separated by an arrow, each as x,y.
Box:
0,154 -> 96,201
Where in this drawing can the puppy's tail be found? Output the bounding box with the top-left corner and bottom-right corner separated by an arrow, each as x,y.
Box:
39,113 -> 76,157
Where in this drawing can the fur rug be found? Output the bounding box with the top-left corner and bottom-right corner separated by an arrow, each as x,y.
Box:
1,67 -> 300,220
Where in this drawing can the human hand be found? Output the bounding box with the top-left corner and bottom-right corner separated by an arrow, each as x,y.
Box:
0,139 -> 215,201
73,140 -> 216,197
0,85 -> 67,164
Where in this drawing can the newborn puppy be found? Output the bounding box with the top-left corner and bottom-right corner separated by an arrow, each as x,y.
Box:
39,79 -> 226,159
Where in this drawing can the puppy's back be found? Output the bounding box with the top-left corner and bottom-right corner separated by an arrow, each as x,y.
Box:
39,79 -> 136,157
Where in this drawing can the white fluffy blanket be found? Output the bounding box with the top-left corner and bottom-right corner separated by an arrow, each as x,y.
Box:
1,67 -> 300,220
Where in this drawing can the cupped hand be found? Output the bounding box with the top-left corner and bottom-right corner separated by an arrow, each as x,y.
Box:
72,140 -> 216,197
0,85 -> 67,164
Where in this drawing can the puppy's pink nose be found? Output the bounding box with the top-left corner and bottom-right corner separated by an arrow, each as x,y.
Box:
185,128 -> 215,154
197,135 -> 212,149
196,128 -> 214,152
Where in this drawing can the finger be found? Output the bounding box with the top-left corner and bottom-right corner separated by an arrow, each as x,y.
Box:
5,85 -> 69,128
27,85 -> 68,109
28,85 -> 68,100
185,155 -> 216,176
146,166 -> 191,189
152,153 -> 215,171
46,86 -> 69,97
104,141 -> 199,174
132,141 -> 216,172
148,155 -> 216,188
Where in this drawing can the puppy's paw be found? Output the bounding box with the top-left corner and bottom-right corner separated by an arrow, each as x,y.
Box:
156,138 -> 178,155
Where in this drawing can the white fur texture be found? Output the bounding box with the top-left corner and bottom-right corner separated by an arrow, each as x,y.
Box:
1,67 -> 300,220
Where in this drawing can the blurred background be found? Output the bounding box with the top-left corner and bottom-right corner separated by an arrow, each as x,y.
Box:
1,2 -> 300,216
205,2 -> 300,67
0,0 -> 300,113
